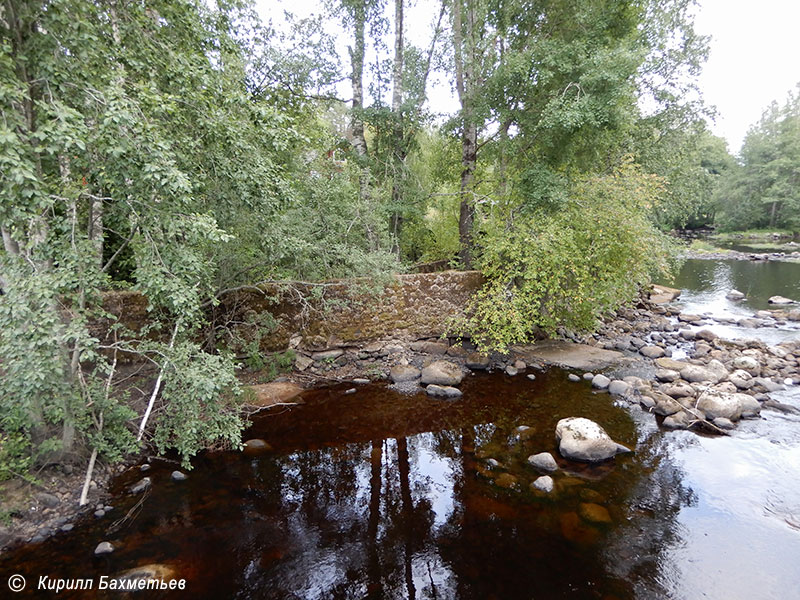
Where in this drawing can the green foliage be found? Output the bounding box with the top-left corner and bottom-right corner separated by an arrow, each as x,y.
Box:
152,342 -> 245,468
717,85 -> 800,232
456,162 -> 674,351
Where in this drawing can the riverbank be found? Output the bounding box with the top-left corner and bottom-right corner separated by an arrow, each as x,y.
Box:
684,247 -> 800,262
3,283 -> 799,555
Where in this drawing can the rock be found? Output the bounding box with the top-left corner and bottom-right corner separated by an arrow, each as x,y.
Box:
514,425 -> 536,441
568,374 -> 581,382
591,374 -> 611,390
578,502 -> 612,524
36,492 -> 60,508
493,473 -> 519,489
527,452 -> 558,472
294,354 -> 314,371
696,390 -> 744,421
652,394 -> 683,416
112,564 -> 177,587
343,387 -> 357,395
140,463 -> 151,472
608,380 -> 630,396
527,373 -> 537,381
729,369 -> 754,390
245,382 -> 304,408
94,510 -> 105,518
130,477 -> 151,495
171,471 -> 187,482
555,417 -> 631,463
679,329 -> 697,341
513,360 -> 527,370
410,341 -> 449,355
640,345 -> 666,359
696,329 -> 718,342
769,295 -> 796,305
712,417 -> 735,430
583,372 -> 595,381
655,369 -> 680,382
662,411 -> 692,430
655,357 -> 688,371
788,309 -> 800,321
753,377 -> 785,392
311,349 -> 345,361
95,541 -> 114,555
726,289 -> 746,300
680,361 -> 728,384
732,355 -> 761,376
425,384 -> 463,399
505,365 -> 519,376
243,439 -> 272,455
678,313 -> 703,323
421,361 -> 463,386
531,476 -> 554,493
390,364 -> 421,383
738,394 -> 762,418
465,353 -> 490,370
353,378 -> 370,385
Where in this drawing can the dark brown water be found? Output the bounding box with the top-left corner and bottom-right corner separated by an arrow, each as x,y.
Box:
3,370 -> 800,599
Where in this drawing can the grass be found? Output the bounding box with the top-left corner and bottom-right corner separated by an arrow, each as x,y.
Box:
687,239 -> 725,252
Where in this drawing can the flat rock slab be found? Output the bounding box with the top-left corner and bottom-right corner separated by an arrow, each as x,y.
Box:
650,284 -> 681,304
245,382 -> 304,408
516,341 -> 626,371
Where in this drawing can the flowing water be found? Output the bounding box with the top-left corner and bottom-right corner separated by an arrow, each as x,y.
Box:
660,258 -> 800,345
3,259 -> 800,599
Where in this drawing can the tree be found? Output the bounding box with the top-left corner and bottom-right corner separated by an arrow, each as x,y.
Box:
717,86 -> 800,232
0,0 -> 294,475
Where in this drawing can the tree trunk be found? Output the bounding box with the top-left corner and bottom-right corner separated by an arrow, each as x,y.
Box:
389,0 -> 405,255
453,0 -> 478,269
349,3 -> 367,158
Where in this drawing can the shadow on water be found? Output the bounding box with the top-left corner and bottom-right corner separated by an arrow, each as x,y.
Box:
3,371 -> 800,599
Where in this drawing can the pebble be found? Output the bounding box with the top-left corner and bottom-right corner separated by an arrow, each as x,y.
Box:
527,373 -> 536,381
568,374 -> 580,382
344,388 -> 357,395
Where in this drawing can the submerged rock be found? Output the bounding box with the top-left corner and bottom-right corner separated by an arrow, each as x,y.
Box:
243,439 -> 273,455
555,417 -> 631,463
94,541 -> 114,555
130,477 -> 151,495
578,502 -> 612,524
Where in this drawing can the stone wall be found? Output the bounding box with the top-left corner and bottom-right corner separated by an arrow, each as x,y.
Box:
213,270 -> 485,352
96,271 -> 485,356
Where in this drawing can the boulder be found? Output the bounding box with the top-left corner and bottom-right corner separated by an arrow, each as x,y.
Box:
410,340 -> 449,355
640,345 -> 666,359
245,382 -> 304,408
729,369 -> 754,390
421,361 -> 463,386
712,417 -> 735,430
655,357 -> 688,371
726,289 -> 746,300
390,364 -> 421,383
738,394 -> 762,418
505,365 -> 519,376
655,369 -> 680,382
680,360 -> 728,384
662,381 -> 696,398
568,374 -> 581,382
243,439 -> 273,455
311,349 -> 345,361
527,452 -> 558,472
696,329 -> 718,342
425,384 -> 463,399
608,380 -> 630,396
696,390 -> 744,421
732,355 -> 760,376
591,374 -> 611,389
170,471 -> 187,482
769,295 -> 796,305
554,417 -> 631,463
662,410 -> 692,430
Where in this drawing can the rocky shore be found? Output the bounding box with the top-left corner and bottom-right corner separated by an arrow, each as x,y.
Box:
684,248 -> 800,262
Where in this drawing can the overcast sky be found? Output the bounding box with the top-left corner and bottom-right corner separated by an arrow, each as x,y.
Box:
261,0 -> 800,156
